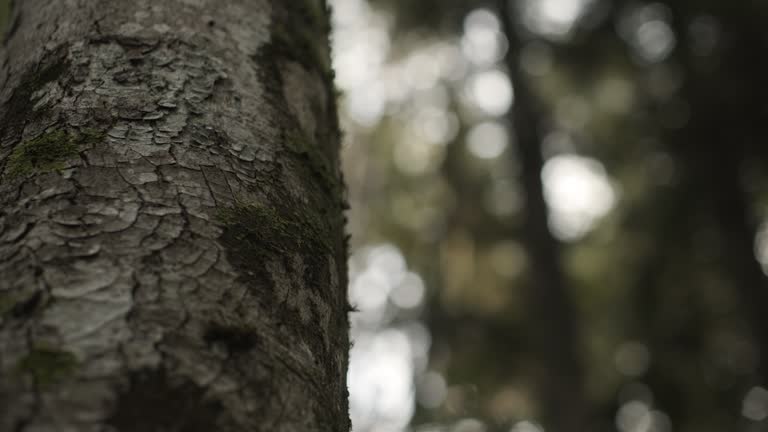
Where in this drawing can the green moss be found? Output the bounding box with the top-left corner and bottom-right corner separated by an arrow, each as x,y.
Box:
17,348 -> 78,387
216,199 -> 334,297
0,292 -> 14,317
6,128 -> 105,178
217,202 -> 332,256
216,198 -> 340,372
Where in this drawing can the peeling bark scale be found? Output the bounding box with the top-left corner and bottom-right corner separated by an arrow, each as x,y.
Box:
0,0 -> 350,431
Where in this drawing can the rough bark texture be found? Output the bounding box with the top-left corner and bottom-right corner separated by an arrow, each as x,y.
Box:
0,1 -> 350,431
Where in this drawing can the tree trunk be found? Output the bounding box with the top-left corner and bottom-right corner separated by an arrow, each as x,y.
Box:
0,1 -> 350,431
498,2 -> 588,431
663,0 -> 768,388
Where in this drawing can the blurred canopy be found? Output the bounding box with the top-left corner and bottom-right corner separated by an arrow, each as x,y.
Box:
336,0 -> 768,431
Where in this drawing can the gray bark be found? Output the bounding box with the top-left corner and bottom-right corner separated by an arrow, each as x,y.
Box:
0,1 -> 350,431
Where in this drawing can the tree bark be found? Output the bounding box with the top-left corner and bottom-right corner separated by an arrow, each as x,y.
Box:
0,1 -> 350,431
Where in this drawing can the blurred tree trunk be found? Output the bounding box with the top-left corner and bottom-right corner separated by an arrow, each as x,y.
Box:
0,1 -> 350,431
663,1 -> 768,388
498,2 -> 588,431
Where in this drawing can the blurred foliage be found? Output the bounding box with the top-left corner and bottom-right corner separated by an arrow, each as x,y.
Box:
369,0 -> 486,32
339,0 -> 768,431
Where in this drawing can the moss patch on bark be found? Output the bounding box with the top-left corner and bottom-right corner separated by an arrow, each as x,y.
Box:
6,128 -> 104,178
17,348 -> 78,387
217,202 -> 333,258
215,198 -> 337,357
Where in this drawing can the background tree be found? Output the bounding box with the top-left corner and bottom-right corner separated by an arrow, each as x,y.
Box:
0,1 -> 349,431
498,1 -> 587,430
337,0 -> 768,431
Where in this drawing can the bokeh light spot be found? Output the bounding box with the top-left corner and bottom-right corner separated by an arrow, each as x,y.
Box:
467,121 -> 509,159
542,154 -> 617,240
